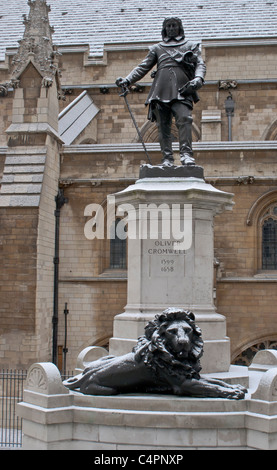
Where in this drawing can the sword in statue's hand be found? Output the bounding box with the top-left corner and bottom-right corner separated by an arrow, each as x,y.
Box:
115,77 -> 152,165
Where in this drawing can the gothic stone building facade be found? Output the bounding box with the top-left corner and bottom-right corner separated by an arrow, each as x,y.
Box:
0,0 -> 277,371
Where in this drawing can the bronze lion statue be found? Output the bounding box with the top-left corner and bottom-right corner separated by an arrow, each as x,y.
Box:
63,308 -> 246,399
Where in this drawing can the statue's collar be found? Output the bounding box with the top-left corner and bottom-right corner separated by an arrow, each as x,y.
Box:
160,36 -> 187,47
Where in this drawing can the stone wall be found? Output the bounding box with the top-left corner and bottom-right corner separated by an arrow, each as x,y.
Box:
0,207 -> 38,367
59,81 -> 277,145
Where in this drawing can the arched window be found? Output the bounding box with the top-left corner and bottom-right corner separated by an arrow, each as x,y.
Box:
109,218 -> 127,269
247,193 -> 277,272
261,204 -> 277,270
233,339 -> 277,366
98,203 -> 128,275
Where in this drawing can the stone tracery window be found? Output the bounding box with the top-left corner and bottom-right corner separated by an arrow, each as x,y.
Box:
233,339 -> 277,366
246,192 -> 277,272
260,203 -> 277,270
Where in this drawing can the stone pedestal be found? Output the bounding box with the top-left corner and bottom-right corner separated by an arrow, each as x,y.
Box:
109,165 -> 234,373
16,360 -> 277,450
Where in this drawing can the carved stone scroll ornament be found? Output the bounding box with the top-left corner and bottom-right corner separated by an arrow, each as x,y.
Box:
0,85 -> 9,97
26,362 -> 69,395
219,80 -> 238,90
237,176 -> 255,185
27,366 -> 47,392
41,76 -> 53,88
251,368 -> 277,401
63,308 -> 247,399
0,79 -> 20,97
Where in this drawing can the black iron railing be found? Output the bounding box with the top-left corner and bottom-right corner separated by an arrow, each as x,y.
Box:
0,369 -> 27,448
0,369 -> 73,448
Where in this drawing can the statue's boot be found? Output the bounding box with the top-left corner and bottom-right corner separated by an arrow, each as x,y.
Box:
180,154 -> 195,165
176,114 -> 195,166
160,137 -> 174,165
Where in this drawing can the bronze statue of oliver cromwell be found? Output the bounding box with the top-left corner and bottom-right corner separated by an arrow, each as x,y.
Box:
116,17 -> 206,166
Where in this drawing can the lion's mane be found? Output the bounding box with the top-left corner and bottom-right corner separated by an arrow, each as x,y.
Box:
133,308 -> 204,381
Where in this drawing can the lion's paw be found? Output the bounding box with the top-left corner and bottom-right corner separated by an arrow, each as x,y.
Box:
225,388 -> 245,400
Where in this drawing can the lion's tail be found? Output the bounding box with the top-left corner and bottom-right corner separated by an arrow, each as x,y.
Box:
63,372 -> 85,390
63,355 -> 116,390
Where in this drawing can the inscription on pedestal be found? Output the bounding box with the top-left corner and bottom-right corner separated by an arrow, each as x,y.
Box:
146,240 -> 186,279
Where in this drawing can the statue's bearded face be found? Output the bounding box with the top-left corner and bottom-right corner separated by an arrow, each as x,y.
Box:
165,20 -> 180,39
